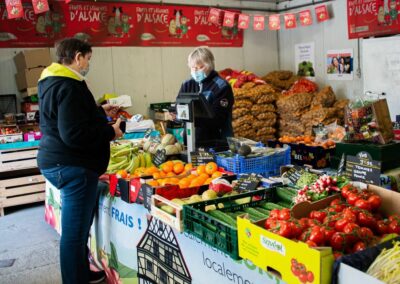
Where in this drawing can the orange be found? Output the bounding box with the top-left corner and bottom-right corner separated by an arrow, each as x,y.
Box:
153,172 -> 162,179
173,163 -> 185,175
190,178 -> 203,188
161,164 -> 173,173
184,163 -> 193,172
187,174 -> 197,180
196,165 -> 206,175
159,171 -> 166,178
198,173 -> 209,183
169,178 -> 180,185
158,179 -> 166,186
204,178 -> 213,185
116,169 -> 128,179
164,161 -> 174,168
211,171 -> 223,179
166,172 -> 176,177
147,180 -> 159,187
205,162 -> 218,175
178,178 -> 190,189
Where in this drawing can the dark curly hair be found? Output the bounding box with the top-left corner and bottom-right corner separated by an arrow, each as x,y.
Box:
55,38 -> 92,65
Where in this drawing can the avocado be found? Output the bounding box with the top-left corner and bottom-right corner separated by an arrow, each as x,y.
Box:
238,144 -> 251,156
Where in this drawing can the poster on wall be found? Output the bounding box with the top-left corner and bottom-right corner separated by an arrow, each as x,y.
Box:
0,0 -> 243,47
326,49 -> 354,81
294,42 -> 315,79
347,0 -> 400,39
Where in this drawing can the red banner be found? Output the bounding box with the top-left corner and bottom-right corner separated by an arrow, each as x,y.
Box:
315,4 -> 329,23
5,0 -> 23,19
238,13 -> 249,29
269,14 -> 281,30
347,0 -> 400,39
299,10 -> 312,26
32,0 -> 49,14
0,1 -> 243,47
284,13 -> 296,29
253,15 -> 265,31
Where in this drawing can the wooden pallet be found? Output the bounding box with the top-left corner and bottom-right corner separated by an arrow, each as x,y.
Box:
0,147 -> 38,173
0,174 -> 45,216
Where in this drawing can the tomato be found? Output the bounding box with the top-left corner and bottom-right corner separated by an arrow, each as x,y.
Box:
332,204 -> 346,213
341,185 -> 355,198
342,211 -> 357,222
343,223 -> 360,235
269,209 -> 280,219
278,208 -> 291,221
307,271 -> 314,283
306,240 -> 317,247
388,220 -> 400,234
291,264 -> 299,276
367,195 -> 382,211
321,226 -> 335,242
270,220 -> 292,238
323,214 -> 341,228
347,192 -> 360,205
335,218 -> 352,232
291,258 -> 298,266
330,232 -> 347,251
359,227 -> 374,242
265,218 -> 278,230
357,211 -> 376,228
376,220 -> 388,235
359,190 -> 372,200
333,251 -> 343,260
307,219 -> 321,227
290,221 -> 303,239
330,198 -> 343,206
298,218 -> 310,230
309,226 -> 325,246
389,214 -> 400,222
355,199 -> 372,211
353,241 -> 366,252
310,210 -> 327,223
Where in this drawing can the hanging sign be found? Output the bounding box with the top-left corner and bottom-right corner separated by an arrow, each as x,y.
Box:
299,9 -> 313,26
284,13 -> 297,29
238,13 -> 249,29
0,1 -> 243,47
32,0 -> 49,14
253,15 -> 265,30
347,0 -> 400,39
208,7 -> 222,25
5,0 -> 23,19
315,4 -> 329,23
223,11 -> 235,27
269,14 -> 281,30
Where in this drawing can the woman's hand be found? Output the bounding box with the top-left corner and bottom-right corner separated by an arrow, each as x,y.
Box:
112,118 -> 124,140
102,104 -> 120,117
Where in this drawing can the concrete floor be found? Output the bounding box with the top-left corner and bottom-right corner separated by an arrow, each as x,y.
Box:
0,203 -> 61,284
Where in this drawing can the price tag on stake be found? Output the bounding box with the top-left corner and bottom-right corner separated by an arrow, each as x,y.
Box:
152,149 -> 167,167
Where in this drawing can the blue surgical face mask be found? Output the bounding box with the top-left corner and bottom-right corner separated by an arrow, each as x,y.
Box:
191,70 -> 207,82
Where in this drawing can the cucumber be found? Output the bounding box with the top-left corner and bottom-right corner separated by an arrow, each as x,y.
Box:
244,208 -> 268,219
226,211 -> 246,219
276,187 -> 295,204
277,201 -> 292,208
254,207 -> 271,216
260,202 -> 286,211
208,210 -> 237,227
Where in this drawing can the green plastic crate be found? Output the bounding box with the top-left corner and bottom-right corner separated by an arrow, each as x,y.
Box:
182,188 -> 275,260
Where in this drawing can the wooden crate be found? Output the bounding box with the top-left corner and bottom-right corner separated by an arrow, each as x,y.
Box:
0,147 -> 38,173
0,174 -> 45,216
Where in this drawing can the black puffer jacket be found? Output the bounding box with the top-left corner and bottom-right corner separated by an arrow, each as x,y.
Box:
37,63 -> 115,175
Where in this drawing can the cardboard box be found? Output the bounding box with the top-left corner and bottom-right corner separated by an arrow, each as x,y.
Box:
14,49 -> 51,71
338,263 -> 384,284
21,87 -> 38,98
0,133 -> 23,144
15,67 -> 44,91
21,102 -> 39,113
154,111 -> 172,121
107,95 -> 132,108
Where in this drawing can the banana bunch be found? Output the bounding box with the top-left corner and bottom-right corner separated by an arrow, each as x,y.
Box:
107,142 -> 153,174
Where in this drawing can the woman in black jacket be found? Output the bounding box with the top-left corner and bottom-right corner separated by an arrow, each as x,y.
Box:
37,38 -> 123,284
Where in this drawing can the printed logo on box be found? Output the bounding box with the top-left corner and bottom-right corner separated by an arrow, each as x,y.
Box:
260,235 -> 286,256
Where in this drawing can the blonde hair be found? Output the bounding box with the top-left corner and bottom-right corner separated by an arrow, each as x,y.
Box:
188,46 -> 215,72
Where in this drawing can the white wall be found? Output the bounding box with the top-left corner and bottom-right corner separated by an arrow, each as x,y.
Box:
277,0 -> 364,100
0,0 -> 279,115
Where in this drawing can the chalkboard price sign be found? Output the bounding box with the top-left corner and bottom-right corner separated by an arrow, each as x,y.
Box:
285,166 -> 305,184
234,173 -> 262,192
152,149 -> 167,167
345,151 -> 381,185
190,151 -> 215,167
